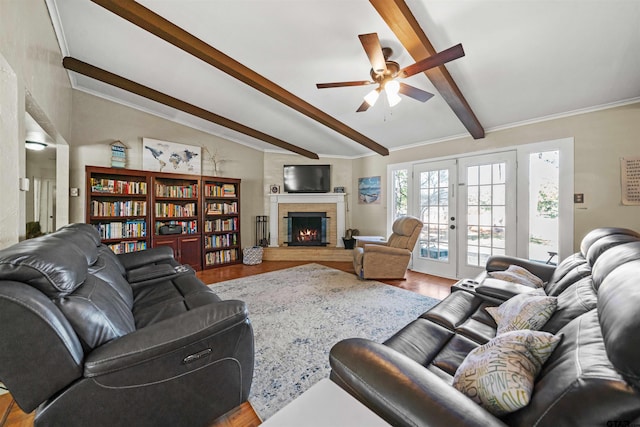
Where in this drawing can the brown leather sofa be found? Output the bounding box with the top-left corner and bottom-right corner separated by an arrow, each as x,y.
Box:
331,227 -> 640,426
353,215 -> 423,279
0,223 -> 254,427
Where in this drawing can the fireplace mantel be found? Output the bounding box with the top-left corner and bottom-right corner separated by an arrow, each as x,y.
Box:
269,193 -> 347,247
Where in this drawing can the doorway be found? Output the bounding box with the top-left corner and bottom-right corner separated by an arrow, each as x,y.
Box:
389,138 -> 573,279
411,152 -> 517,278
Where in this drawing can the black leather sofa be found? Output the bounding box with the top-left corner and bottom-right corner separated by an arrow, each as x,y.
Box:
0,223 -> 253,426
330,227 -> 640,426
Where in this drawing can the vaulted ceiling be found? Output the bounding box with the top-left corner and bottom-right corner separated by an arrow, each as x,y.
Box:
47,0 -> 640,158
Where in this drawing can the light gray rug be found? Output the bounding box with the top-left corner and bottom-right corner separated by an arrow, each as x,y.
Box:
209,263 -> 440,420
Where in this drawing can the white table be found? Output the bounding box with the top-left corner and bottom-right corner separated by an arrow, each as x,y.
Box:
260,379 -> 391,427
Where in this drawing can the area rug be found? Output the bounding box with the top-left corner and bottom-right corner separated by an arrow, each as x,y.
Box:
209,263 -> 440,420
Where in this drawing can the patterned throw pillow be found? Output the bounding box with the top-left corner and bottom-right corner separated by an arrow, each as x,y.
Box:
489,264 -> 545,288
486,291 -> 557,334
452,330 -> 561,416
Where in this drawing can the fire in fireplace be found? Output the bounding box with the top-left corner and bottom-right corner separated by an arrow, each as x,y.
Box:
286,212 -> 329,246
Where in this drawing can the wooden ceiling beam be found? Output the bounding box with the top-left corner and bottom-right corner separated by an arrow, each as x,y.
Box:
370,0 -> 485,139
90,0 -> 389,156
63,57 -> 319,159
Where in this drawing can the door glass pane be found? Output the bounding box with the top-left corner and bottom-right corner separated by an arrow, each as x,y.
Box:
391,169 -> 408,222
466,161 -> 508,267
529,151 -> 560,264
419,169 -> 450,263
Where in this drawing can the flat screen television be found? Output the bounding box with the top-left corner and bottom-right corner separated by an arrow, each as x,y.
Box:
283,164 -> 331,193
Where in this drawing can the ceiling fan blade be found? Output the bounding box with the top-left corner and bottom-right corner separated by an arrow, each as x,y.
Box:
358,33 -> 387,74
399,43 -> 465,78
399,83 -> 434,102
316,81 -> 374,89
356,99 -> 372,112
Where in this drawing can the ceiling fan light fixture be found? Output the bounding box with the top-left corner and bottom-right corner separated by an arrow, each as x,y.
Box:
384,79 -> 400,96
386,88 -> 402,107
25,141 -> 47,151
364,88 -> 380,107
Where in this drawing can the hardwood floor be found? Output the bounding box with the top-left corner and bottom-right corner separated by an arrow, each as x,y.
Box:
1,261 -> 454,427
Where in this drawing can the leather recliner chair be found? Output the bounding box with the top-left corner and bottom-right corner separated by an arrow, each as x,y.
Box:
353,215 -> 423,279
0,224 -> 254,427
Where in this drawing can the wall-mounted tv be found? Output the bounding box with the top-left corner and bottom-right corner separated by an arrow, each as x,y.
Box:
283,164 -> 331,193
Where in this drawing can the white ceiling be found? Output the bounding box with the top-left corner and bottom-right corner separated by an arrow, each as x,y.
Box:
47,0 -> 640,158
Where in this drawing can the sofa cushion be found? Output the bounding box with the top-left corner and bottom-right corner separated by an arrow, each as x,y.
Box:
486,290 -> 557,335
452,330 -> 561,416
54,275 -> 136,350
542,276 -> 597,334
44,228 -> 99,265
504,310 -> 640,427
598,260 -> 640,388
488,264 -> 544,288
0,238 -> 87,297
133,275 -> 222,328
89,254 -> 134,309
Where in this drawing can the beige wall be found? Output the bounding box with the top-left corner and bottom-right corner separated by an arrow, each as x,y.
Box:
352,103 -> 640,250
69,91 -> 265,248
0,0 -> 72,246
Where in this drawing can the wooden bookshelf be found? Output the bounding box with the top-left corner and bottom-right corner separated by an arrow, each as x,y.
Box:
202,177 -> 242,269
85,166 -> 151,254
151,172 -> 202,271
86,167 -> 243,271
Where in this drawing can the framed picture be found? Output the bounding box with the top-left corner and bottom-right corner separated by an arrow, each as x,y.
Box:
142,137 -> 201,175
358,176 -> 381,204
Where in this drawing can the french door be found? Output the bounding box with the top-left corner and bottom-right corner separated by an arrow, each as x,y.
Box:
411,152 -> 517,278
457,152 -> 517,278
412,160 -> 457,278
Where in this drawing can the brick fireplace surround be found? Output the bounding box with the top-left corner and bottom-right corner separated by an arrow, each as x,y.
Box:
269,193 -> 347,248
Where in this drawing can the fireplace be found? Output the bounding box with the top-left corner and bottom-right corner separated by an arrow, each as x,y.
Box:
286,212 -> 329,246
269,193 -> 346,247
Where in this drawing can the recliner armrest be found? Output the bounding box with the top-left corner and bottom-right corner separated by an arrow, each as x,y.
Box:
329,338 -> 506,427
84,300 -> 250,377
485,255 -> 556,282
117,246 -> 177,271
475,277 -> 543,300
364,244 -> 410,256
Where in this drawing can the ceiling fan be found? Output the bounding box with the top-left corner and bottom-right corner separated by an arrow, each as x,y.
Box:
316,33 -> 465,112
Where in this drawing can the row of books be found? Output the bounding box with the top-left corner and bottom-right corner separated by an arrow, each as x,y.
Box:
155,220 -> 198,235
206,202 -> 238,215
204,183 -> 236,197
95,220 -> 147,239
91,200 -> 147,217
204,218 -> 238,232
91,178 -> 147,195
205,249 -> 239,266
108,241 -> 147,254
154,202 -> 197,217
204,233 -> 237,249
155,183 -> 198,198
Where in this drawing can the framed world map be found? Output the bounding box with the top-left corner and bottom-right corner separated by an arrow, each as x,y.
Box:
142,137 -> 201,175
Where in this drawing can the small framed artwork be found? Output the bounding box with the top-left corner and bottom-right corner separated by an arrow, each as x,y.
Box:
358,176 -> 381,204
333,186 -> 345,193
